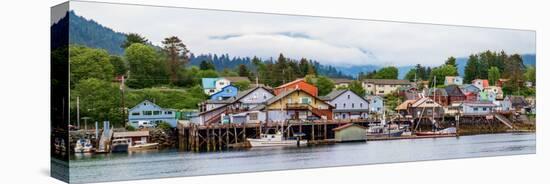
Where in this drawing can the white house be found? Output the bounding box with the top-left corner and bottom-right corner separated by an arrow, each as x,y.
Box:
128,100 -> 177,128
202,78 -> 231,95
320,90 -> 369,119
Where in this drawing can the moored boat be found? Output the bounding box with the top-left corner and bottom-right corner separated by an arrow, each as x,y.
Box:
111,138 -> 129,153
129,142 -> 159,151
247,131 -> 307,147
74,138 -> 95,153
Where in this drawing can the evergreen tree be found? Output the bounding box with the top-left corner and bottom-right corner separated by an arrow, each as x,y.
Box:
199,60 -> 215,70
238,64 -> 251,78
162,36 -> 190,85
121,33 -> 148,49
464,54 -> 480,82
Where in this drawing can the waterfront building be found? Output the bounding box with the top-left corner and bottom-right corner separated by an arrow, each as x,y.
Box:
365,95 -> 384,114
128,100 -> 177,127
362,79 -> 413,96
461,101 -> 496,116
202,78 -> 231,95
444,76 -> 463,86
464,92 -> 478,101
194,86 -> 275,125
407,97 -> 445,119
274,78 -> 318,96
445,85 -> 467,104
494,96 -> 513,112
333,123 -> 367,142
209,85 -> 238,100
395,99 -> 418,118
258,89 -> 333,121
472,79 -> 489,90
510,96 -> 529,111
320,90 -> 369,119
113,131 -> 150,146
426,88 -> 449,106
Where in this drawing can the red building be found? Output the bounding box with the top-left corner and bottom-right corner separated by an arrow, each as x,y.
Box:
274,79 -> 318,96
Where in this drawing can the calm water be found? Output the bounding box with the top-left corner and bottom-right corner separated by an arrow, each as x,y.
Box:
69,133 -> 535,183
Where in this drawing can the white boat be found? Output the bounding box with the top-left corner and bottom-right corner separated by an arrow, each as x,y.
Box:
74,138 -> 94,153
247,132 -> 307,147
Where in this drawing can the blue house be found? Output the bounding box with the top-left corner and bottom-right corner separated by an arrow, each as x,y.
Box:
128,100 -> 177,128
365,95 -> 384,115
209,85 -> 238,100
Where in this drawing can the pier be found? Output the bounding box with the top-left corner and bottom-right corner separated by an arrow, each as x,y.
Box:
177,112 -> 528,152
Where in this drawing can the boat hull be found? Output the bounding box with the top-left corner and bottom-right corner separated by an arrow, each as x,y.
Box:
247,139 -> 307,147
367,130 -> 404,139
111,144 -> 129,153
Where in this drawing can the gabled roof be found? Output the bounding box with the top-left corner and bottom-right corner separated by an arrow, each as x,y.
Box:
265,88 -> 333,107
275,78 -> 308,89
129,100 -> 165,112
426,88 -> 448,96
411,97 -> 442,108
362,79 -> 412,85
319,90 -> 347,101
509,96 -> 528,107
395,99 -> 417,110
209,84 -> 238,97
234,86 -> 274,102
445,85 -> 466,97
332,123 -> 366,131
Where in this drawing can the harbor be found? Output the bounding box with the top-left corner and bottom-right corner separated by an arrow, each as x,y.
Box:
68,132 -> 535,183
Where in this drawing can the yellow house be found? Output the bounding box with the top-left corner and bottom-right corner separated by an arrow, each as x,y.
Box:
261,89 -> 334,121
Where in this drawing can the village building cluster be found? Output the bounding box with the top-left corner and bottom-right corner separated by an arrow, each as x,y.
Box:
126,75 -> 534,127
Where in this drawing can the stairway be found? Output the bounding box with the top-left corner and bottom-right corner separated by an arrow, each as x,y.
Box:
97,128 -> 113,152
494,113 -> 515,129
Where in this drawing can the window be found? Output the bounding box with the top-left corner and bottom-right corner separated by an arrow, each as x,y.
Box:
378,91 -> 384,94
473,107 -> 479,111
343,103 -> 346,108
482,108 -> 487,111
164,111 -> 172,115
219,82 -> 225,85
153,111 -> 161,115
288,99 -> 292,104
131,112 -> 140,116
209,89 -> 215,93
335,103 -> 338,108
360,103 -> 363,108
368,85 -> 372,87
263,94 -> 267,99
301,97 -> 311,104
249,113 -> 258,120
352,103 -> 355,108
347,95 -> 350,99
143,111 -> 153,116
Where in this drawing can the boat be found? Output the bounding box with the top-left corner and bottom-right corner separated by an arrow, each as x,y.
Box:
111,138 -> 129,153
74,138 -> 95,153
416,127 -> 457,136
247,131 -> 307,147
366,125 -> 404,139
129,141 -> 159,151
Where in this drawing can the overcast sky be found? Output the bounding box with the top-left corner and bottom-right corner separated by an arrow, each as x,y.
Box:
69,1 -> 535,67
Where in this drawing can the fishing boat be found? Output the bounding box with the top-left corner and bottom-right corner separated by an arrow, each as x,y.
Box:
247,131 -> 307,147
74,138 -> 95,153
366,125 -> 404,139
111,138 -> 129,153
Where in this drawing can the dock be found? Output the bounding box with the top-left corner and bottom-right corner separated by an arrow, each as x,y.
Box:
177,115 -> 516,152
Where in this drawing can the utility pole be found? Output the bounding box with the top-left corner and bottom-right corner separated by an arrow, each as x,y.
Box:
120,75 -> 126,127
77,96 -> 80,129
